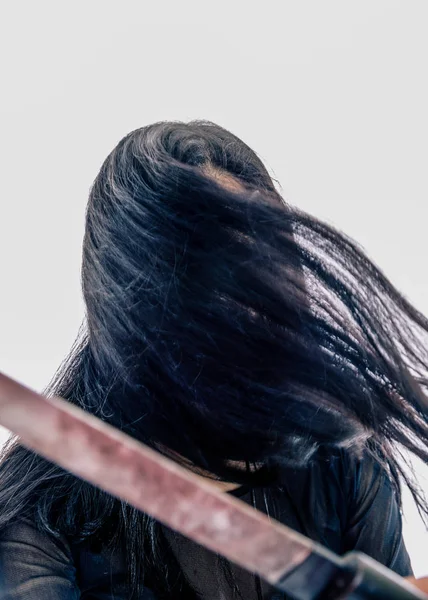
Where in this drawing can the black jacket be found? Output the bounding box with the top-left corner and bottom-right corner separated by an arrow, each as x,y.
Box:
0,449 -> 413,599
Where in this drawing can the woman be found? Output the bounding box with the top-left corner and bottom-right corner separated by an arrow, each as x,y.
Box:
1,119 -> 428,599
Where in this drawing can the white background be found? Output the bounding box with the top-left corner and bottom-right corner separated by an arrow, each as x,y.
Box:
1,0 -> 428,577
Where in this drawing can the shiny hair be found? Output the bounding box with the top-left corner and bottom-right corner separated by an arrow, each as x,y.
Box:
1,119 -> 428,598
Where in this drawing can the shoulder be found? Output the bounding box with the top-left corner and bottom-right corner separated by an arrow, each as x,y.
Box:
0,515 -> 75,562
273,446 -> 394,542
0,516 -> 80,598
0,516 -> 133,598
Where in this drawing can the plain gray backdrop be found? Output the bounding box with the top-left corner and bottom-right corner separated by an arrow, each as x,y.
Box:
1,0 -> 427,577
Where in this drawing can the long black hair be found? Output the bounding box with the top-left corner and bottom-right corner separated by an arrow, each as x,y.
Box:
1,119 -> 428,598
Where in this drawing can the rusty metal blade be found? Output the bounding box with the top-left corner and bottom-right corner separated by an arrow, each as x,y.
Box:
0,371 -> 338,589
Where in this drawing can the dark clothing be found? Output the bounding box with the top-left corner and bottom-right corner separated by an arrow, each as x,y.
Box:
0,449 -> 413,599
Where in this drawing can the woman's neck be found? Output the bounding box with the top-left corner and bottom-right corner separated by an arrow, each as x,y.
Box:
161,447 -> 248,492
193,473 -> 241,492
